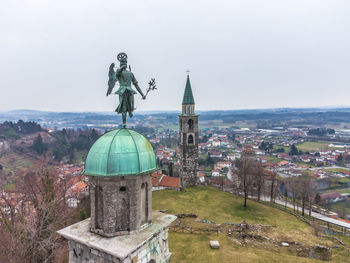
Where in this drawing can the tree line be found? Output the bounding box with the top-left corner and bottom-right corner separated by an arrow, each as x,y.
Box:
0,120 -> 42,139
234,158 -> 278,207
234,157 -> 318,216
31,128 -> 100,163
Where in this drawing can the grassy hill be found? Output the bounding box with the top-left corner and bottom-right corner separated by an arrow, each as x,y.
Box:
153,186 -> 349,263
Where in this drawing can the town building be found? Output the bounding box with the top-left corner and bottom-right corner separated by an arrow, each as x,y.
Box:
152,170 -> 181,191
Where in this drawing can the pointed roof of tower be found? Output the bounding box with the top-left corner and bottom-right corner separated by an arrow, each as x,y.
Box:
182,75 -> 195,105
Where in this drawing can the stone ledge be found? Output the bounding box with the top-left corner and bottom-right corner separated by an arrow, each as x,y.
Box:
57,211 -> 176,261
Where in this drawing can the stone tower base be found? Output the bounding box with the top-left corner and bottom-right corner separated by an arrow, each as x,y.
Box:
58,211 -> 176,263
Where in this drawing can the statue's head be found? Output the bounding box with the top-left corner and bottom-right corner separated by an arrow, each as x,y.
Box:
117,52 -> 128,69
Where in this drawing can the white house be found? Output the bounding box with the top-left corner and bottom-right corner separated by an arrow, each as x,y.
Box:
211,169 -> 221,177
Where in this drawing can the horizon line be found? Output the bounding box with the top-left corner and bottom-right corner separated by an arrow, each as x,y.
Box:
2,105 -> 350,114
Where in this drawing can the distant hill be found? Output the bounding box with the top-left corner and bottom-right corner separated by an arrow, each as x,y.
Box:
2,107 -> 350,129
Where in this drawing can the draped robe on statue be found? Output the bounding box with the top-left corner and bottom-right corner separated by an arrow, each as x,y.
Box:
115,69 -> 139,117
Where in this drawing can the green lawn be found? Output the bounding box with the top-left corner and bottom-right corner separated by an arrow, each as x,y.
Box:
337,177 -> 350,183
264,156 -> 313,168
4,182 -> 14,191
322,188 -> 350,194
296,142 -> 330,152
322,168 -> 350,174
154,187 -> 307,230
264,156 -> 283,164
329,200 -> 350,216
274,145 -> 290,153
153,186 -> 349,262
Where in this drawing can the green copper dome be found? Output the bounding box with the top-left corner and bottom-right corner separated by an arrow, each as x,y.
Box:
84,128 -> 157,176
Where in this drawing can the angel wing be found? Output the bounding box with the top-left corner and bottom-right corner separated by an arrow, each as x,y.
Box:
107,63 -> 117,96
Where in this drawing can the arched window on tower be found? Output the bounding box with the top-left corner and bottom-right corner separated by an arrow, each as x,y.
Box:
188,119 -> 193,130
188,134 -> 194,145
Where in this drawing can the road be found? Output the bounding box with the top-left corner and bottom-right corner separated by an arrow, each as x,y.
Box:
257,195 -> 350,230
277,165 -> 350,178
298,166 -> 350,171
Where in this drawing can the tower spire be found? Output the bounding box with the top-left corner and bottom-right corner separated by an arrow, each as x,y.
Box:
182,75 -> 195,105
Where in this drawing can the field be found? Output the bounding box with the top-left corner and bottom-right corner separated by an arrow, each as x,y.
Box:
296,142 -> 331,152
153,186 -> 349,263
264,156 -> 283,164
273,141 -> 334,154
264,156 -> 314,168
321,187 -> 350,194
321,168 -> 350,173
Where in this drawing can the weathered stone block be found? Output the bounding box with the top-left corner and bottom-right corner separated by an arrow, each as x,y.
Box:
58,212 -> 176,263
89,174 -> 152,237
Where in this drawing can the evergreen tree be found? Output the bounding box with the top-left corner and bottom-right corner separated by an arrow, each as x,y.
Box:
259,141 -> 266,150
337,154 -> 344,165
315,193 -> 321,204
168,162 -> 174,177
289,144 -> 299,155
32,134 -> 47,155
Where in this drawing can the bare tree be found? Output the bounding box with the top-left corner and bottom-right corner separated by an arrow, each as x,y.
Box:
0,166 -> 87,263
253,162 -> 265,201
308,180 -> 318,216
295,174 -> 318,216
285,175 -> 317,216
236,157 -> 254,207
269,171 -> 278,203
285,177 -> 299,212
298,176 -> 309,216
282,179 -> 289,208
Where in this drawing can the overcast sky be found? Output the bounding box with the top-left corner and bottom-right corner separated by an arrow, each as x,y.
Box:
0,0 -> 349,112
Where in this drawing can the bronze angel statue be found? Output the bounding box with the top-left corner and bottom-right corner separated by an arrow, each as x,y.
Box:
107,52 -> 156,127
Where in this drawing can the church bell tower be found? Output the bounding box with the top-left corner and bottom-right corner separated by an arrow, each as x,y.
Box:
179,74 -> 199,187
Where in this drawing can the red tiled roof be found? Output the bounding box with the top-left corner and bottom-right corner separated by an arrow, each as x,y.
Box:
278,161 -> 289,166
151,171 -> 180,188
320,192 -> 342,200
197,171 -> 205,178
159,176 -> 180,188
67,181 -> 87,195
